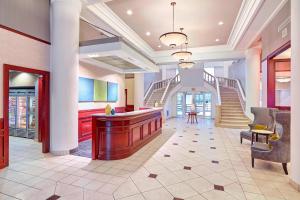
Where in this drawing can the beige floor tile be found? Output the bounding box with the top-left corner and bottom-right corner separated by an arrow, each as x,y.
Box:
142,187 -> 173,200
113,179 -> 140,199
166,182 -> 198,199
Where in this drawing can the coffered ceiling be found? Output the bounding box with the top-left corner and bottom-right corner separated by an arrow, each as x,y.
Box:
105,0 -> 243,51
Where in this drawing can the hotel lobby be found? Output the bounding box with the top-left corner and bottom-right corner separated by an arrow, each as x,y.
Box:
0,0 -> 300,199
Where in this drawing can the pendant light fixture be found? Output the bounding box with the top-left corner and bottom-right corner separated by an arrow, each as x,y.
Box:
178,60 -> 195,69
159,2 -> 187,48
172,38 -> 192,60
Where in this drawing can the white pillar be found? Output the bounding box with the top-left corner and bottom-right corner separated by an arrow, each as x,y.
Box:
261,60 -> 268,107
50,0 -> 81,155
290,0 -> 300,190
245,47 -> 261,119
134,73 -> 144,110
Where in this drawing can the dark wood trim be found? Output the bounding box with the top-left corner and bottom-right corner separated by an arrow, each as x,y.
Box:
92,109 -> 162,160
0,24 -> 50,45
78,107 -> 126,142
2,64 -> 50,168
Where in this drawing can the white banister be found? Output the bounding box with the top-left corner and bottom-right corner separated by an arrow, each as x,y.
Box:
215,78 -> 222,105
160,74 -> 181,104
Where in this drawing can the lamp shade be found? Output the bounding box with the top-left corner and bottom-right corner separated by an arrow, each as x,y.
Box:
159,32 -> 187,48
178,61 -> 195,69
172,50 -> 192,60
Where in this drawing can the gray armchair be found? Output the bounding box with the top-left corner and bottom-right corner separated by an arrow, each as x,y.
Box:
240,107 -> 277,144
251,111 -> 290,175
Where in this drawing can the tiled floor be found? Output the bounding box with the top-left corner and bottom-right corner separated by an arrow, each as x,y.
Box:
1,118 -> 300,200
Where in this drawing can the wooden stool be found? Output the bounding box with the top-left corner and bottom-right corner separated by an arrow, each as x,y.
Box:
187,112 -> 198,124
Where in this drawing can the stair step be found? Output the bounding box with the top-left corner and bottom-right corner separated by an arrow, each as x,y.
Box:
221,119 -> 250,124
218,123 -> 249,129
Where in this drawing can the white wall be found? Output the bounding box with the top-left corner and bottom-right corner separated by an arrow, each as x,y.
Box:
125,78 -> 134,105
179,67 -> 204,87
0,28 -> 50,118
78,62 -> 126,110
228,59 -> 246,90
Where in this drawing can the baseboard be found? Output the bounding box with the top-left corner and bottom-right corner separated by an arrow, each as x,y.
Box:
290,178 -> 300,191
51,147 -> 78,156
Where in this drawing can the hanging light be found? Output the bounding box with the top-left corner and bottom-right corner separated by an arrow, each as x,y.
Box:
172,38 -> 192,60
159,2 -> 187,48
178,61 -> 195,69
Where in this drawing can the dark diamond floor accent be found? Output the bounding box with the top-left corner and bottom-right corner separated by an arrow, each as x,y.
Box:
189,150 -> 195,153
179,136 -> 183,137
210,138 -> 214,140
173,143 -> 178,145
194,134 -> 199,136
212,160 -> 219,164
184,166 -> 192,170
214,185 -> 224,191
192,140 -> 198,142
173,198 -> 184,200
148,173 -> 157,178
210,147 -> 216,149
46,195 -> 60,200
71,139 -> 91,158
164,154 -> 171,157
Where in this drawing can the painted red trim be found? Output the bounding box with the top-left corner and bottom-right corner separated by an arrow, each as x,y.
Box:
0,24 -> 50,45
275,106 -> 291,111
268,41 -> 291,59
267,59 -> 276,108
3,64 -> 50,168
267,41 -> 291,109
0,118 -> 4,169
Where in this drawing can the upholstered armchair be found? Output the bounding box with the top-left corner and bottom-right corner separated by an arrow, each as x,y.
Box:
251,111 -> 290,175
240,107 -> 277,144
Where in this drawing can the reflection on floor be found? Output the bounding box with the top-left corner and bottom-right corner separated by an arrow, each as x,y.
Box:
71,139 -> 92,158
0,118 -> 299,200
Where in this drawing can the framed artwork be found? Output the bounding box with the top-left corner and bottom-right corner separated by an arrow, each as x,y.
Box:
78,77 -> 118,102
94,80 -> 107,101
107,82 -> 118,102
79,77 -> 94,102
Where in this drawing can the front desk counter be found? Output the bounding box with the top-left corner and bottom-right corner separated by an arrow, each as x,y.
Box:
92,108 -> 163,160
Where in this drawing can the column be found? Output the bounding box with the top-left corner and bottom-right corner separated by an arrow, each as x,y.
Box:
245,47 -> 261,119
290,0 -> 300,190
134,73 -> 144,110
50,0 -> 81,154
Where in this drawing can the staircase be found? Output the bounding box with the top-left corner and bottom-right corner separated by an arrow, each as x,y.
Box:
144,74 -> 180,107
218,86 -> 250,128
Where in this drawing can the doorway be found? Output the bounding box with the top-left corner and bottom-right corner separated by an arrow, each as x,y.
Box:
267,41 -> 291,110
176,92 -> 212,118
1,64 -> 50,169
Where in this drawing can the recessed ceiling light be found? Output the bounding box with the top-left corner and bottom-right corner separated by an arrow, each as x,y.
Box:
158,45 -> 161,48
146,32 -> 151,36
126,9 -> 133,15
215,38 -> 220,42
218,21 -> 224,26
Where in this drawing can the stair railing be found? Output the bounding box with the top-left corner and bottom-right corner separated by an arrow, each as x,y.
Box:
160,74 -> 181,104
216,77 -> 246,112
203,70 -> 216,88
144,78 -> 171,105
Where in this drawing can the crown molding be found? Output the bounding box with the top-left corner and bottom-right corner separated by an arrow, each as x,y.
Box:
84,0 -> 266,64
227,0 -> 264,49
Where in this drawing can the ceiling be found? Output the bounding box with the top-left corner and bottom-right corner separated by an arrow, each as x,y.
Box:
105,0 -> 243,51
93,56 -> 140,70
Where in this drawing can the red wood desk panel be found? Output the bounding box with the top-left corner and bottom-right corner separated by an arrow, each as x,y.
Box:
92,109 -> 162,160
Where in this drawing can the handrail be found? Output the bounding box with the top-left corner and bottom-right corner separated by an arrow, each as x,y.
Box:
160,74 -> 181,104
216,77 -> 246,112
203,70 -> 216,88
144,77 -> 172,105
144,82 -> 154,101
215,78 -> 222,105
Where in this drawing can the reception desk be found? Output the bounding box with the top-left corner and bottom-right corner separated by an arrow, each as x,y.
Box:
92,108 -> 163,160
